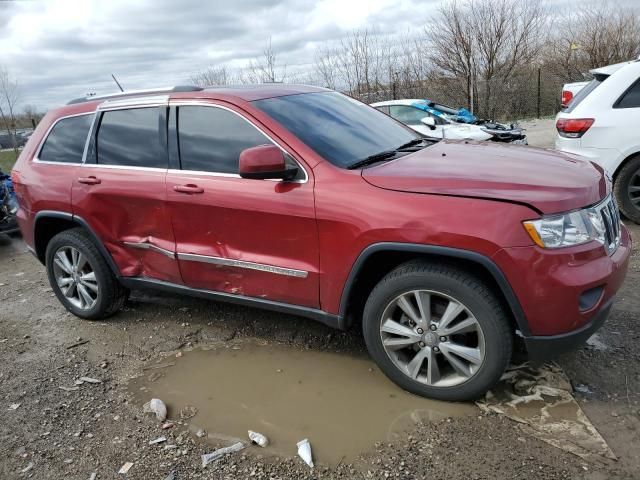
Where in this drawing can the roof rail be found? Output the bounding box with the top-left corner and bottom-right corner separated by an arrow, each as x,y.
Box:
67,85 -> 204,105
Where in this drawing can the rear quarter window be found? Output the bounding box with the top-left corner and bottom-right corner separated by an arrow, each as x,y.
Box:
614,78 -> 640,108
39,114 -> 93,163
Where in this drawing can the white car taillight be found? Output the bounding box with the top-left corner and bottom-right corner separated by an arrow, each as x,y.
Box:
556,118 -> 594,138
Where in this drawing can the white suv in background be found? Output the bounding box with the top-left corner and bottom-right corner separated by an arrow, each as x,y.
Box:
556,60 -> 640,223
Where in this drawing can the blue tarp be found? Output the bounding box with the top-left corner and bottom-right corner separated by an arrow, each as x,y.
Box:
411,100 -> 478,124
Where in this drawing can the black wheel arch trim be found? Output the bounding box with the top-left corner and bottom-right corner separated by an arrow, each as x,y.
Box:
339,242 -> 531,336
33,210 -> 122,278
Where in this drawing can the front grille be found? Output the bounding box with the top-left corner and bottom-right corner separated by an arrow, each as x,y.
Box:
596,195 -> 621,255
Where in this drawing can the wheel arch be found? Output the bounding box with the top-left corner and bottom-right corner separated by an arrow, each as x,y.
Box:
33,211 -> 121,277
612,150 -> 640,180
338,243 -> 530,336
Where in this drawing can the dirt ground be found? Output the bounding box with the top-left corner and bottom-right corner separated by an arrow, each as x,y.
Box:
1,126 -> 639,479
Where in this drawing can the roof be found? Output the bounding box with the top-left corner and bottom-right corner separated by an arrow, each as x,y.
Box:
67,84 -> 330,105
370,99 -> 424,107
590,60 -> 636,77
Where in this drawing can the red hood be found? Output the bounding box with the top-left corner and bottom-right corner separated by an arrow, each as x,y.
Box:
362,141 -> 607,214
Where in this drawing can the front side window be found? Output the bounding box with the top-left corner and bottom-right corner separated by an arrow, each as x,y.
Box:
253,92 -> 420,168
177,106 -> 270,173
96,107 -> 166,168
39,114 -> 92,163
389,105 -> 429,126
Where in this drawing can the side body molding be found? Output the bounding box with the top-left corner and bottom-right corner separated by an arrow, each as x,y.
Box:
339,242 -> 531,336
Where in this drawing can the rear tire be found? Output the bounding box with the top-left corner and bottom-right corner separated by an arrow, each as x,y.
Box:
362,261 -> 512,401
614,155 -> 640,224
45,228 -> 128,320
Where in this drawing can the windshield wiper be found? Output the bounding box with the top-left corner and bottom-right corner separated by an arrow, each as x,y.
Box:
347,150 -> 398,170
395,138 -> 425,150
348,138 -> 427,170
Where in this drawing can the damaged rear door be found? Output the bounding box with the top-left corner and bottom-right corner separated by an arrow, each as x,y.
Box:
72,100 -> 181,283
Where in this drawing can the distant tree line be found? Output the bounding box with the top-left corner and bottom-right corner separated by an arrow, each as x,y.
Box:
192,0 -> 640,120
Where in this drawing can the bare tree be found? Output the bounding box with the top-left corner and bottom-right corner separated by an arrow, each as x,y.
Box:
545,1 -> 640,82
190,66 -> 231,87
0,66 -> 20,155
426,0 -> 546,117
245,38 -> 287,83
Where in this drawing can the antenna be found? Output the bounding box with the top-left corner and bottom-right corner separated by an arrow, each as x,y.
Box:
111,74 -> 124,92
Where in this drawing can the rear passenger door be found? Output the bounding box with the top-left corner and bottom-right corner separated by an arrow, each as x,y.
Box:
165,103 -> 319,308
72,103 -> 181,283
28,114 -> 93,218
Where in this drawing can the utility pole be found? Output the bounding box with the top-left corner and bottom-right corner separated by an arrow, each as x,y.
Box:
536,67 -> 541,118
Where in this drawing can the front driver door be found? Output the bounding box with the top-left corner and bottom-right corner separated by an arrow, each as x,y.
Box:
165,103 -> 319,308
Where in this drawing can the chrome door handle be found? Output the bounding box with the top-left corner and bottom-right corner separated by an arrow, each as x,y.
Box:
173,184 -> 204,194
77,176 -> 101,185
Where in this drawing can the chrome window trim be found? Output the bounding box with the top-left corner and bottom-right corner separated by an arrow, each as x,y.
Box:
170,101 -> 309,184
123,241 -> 175,259
177,252 -> 309,278
33,111 -> 95,165
80,163 -> 167,172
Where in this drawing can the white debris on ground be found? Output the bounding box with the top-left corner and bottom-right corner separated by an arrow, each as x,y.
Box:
477,363 -> 616,463
586,334 -> 608,351
118,461 -> 133,474
143,398 -> 167,422
297,438 -> 314,468
248,430 -> 269,447
201,441 -> 246,467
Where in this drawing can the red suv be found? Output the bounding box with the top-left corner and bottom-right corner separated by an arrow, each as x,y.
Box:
11,85 -> 631,401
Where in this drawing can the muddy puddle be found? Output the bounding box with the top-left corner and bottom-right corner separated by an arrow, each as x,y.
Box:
130,341 -> 475,465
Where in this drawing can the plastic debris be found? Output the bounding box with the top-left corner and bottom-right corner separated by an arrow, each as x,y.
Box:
196,428 -> 207,438
59,386 -> 79,392
248,430 -> 269,447
161,422 -> 174,430
201,442 -> 245,467
21,462 -> 33,473
180,405 -> 197,420
79,376 -> 102,384
8,403 -> 20,410
149,436 -> 167,445
477,363 -> 616,462
118,462 -> 133,474
164,469 -> 176,480
297,438 -> 314,468
143,398 -> 167,422
89,473 -> 97,480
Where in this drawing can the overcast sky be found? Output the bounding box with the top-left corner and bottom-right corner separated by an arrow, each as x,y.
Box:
0,0 -> 636,111
1,0 -> 446,110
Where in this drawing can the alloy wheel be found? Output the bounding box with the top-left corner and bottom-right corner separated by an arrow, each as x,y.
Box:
379,289 -> 485,387
52,246 -> 99,310
628,169 -> 640,212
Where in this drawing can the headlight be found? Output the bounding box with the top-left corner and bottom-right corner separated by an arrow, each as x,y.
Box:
523,206 -> 606,249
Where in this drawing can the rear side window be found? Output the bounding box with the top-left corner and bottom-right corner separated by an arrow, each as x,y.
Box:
565,77 -> 605,113
177,106 -> 270,173
614,79 -> 640,108
39,114 -> 92,163
96,107 -> 166,168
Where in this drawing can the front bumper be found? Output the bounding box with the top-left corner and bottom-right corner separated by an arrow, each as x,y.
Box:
492,223 -> 631,359
524,297 -> 612,360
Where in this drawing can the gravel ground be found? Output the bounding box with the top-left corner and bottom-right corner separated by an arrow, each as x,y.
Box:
1,224 -> 638,480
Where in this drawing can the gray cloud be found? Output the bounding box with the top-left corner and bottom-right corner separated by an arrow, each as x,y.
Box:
2,0 -> 636,111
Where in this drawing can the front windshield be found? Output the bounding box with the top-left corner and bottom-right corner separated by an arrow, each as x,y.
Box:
253,92 -> 421,168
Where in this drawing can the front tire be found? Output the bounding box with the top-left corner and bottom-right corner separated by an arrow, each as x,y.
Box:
45,228 -> 127,320
614,155 -> 640,224
363,261 -> 512,401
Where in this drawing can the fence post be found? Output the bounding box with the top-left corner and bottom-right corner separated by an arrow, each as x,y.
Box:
536,68 -> 541,119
